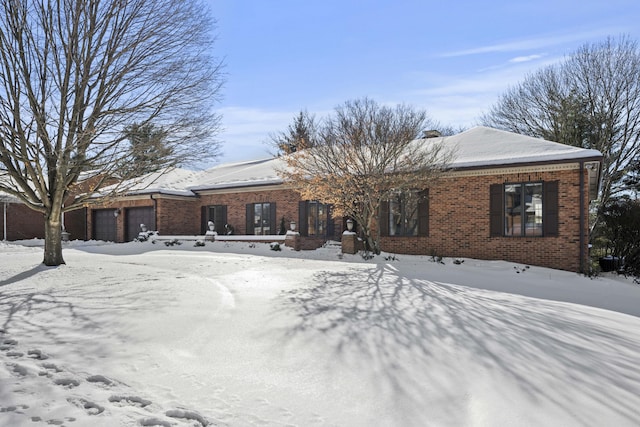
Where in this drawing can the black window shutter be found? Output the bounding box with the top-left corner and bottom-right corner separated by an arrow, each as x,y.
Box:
270,203 -> 277,234
200,206 -> 207,234
543,181 -> 559,237
418,190 -> 429,237
326,204 -> 335,237
379,200 -> 390,237
209,205 -> 227,232
298,201 -> 309,236
245,204 -> 253,235
490,184 -> 503,237
221,205 -> 227,231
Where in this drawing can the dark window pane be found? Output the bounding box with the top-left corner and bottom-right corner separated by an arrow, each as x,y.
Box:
308,201 -> 318,236
262,203 -> 271,234
388,191 -> 420,236
389,194 -> 402,236
404,193 -> 419,237
504,184 -> 521,236
525,183 -> 543,236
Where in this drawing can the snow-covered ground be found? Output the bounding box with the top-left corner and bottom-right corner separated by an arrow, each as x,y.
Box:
1,239 -> 639,427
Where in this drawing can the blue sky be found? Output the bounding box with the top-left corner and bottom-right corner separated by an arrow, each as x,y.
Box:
209,0 -> 640,163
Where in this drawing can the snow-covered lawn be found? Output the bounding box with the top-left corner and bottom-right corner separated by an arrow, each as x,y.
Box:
1,239 -> 639,427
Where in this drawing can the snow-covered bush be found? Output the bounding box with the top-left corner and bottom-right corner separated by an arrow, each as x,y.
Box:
270,242 -> 281,251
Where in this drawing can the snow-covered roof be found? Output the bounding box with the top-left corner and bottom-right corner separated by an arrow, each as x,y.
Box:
189,157 -> 288,191
93,127 -> 605,197
104,157 -> 289,197
0,172 -> 23,203
122,168 -> 203,197
0,190 -> 20,203
424,126 -> 602,169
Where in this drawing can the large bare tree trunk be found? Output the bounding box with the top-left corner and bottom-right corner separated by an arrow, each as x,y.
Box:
43,214 -> 65,266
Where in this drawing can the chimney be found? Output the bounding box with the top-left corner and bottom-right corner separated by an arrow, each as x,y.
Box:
422,130 -> 442,138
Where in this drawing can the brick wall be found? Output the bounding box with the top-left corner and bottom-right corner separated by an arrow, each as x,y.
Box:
379,168 -> 589,272
64,207 -> 87,240
156,198 -> 199,235
199,188 -> 302,235
1,203 -> 44,240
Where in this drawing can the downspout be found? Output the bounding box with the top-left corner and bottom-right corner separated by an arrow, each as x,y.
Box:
3,202 -> 6,241
579,161 -> 585,274
151,194 -> 157,232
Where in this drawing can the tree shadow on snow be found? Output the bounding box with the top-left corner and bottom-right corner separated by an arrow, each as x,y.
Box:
0,264 -> 49,288
278,264 -> 640,426
0,277 -> 173,358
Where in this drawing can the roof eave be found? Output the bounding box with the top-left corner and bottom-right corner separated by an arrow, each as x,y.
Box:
450,154 -> 604,172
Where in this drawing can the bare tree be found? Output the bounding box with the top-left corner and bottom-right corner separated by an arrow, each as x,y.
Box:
0,0 -> 224,265
482,36 -> 640,228
278,98 -> 454,255
268,110 -> 317,156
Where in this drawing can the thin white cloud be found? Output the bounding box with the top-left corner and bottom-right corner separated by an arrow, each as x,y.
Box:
441,28 -> 624,57
215,107 -> 294,162
509,54 -> 546,63
403,56 -> 564,126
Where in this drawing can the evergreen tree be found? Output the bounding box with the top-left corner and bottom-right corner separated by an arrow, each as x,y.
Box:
270,110 -> 317,155
124,123 -> 172,176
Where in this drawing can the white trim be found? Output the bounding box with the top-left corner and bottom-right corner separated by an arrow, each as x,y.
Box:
195,184 -> 292,196
445,162 -> 580,178
146,193 -> 195,201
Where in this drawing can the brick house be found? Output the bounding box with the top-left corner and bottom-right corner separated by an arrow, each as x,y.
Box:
6,127 -> 602,272
1,191 -> 87,242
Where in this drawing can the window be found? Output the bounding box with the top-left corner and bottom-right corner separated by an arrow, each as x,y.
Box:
308,201 -> 327,236
246,202 -> 276,235
504,183 -> 543,236
380,190 -> 429,237
490,181 -> 558,238
298,201 -> 334,237
389,191 -> 419,236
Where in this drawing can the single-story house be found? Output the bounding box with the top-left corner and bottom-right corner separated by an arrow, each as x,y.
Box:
4,127 -> 603,272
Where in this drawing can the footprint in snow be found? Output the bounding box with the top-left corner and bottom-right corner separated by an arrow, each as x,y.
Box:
139,418 -> 172,427
108,395 -> 152,408
0,404 -> 29,413
87,374 -> 115,387
41,362 -> 62,372
27,349 -> 49,360
67,397 -> 105,415
0,339 -> 18,351
53,378 -> 80,388
6,350 -> 24,358
38,362 -> 63,378
166,409 -> 209,426
43,418 -> 75,425
5,362 -> 29,377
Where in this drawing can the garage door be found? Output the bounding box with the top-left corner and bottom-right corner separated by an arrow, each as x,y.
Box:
93,209 -> 117,242
126,207 -> 155,241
